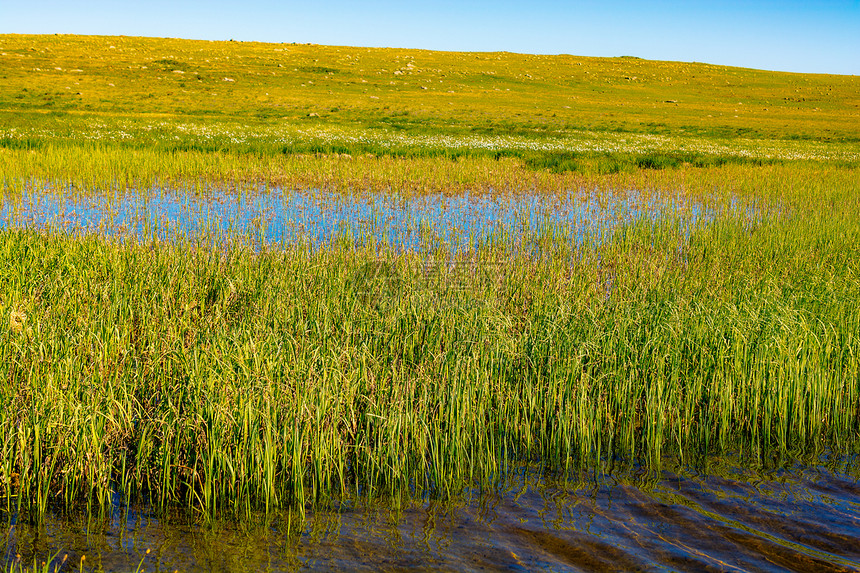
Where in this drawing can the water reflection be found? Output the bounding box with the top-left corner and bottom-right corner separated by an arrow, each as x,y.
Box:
4,462 -> 858,572
0,186 -> 707,251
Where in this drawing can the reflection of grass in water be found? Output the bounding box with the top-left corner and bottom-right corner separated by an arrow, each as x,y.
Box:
6,459 -> 857,571
1,162 -> 858,521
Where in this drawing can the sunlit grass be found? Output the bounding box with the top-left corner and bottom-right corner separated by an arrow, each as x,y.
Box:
1,165 -> 858,520
0,34 -> 858,522
2,34 -> 858,142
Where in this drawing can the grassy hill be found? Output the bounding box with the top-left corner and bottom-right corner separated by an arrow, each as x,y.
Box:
1,33 -> 858,144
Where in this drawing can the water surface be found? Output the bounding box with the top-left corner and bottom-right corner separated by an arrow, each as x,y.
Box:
1,186 -> 708,251
4,462 -> 858,572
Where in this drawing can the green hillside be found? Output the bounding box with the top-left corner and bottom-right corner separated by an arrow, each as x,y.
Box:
1,33 -> 858,143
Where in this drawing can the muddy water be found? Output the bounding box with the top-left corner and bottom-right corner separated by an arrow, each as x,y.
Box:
4,462 -> 859,572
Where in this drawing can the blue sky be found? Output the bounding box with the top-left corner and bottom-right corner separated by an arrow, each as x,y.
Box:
4,0 -> 859,75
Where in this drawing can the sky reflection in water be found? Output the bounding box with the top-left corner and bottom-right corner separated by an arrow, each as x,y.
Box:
1,186 -> 706,251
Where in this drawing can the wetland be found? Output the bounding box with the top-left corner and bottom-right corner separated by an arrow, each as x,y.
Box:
1,34 -> 859,571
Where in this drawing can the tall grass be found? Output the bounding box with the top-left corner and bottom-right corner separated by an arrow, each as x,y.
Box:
2,141 -> 852,204
1,165 -> 858,519
1,32 -> 858,524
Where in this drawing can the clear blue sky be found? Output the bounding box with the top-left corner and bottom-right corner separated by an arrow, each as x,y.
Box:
4,0 -> 859,75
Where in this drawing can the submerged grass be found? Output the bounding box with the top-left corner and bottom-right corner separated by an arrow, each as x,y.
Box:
1,165 -> 858,519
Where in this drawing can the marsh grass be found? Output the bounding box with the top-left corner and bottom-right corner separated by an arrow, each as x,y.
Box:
0,34 -> 858,524
3,551 -> 74,573
1,163 -> 858,520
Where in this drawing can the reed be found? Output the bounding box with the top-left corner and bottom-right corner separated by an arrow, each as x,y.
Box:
1,33 -> 858,522
1,163 -> 858,518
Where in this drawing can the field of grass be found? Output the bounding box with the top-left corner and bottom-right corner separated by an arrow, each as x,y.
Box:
2,34 -> 859,142
1,34 -> 859,522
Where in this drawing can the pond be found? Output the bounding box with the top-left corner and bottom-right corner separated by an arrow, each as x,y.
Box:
3,460 -> 859,572
0,185 -> 709,251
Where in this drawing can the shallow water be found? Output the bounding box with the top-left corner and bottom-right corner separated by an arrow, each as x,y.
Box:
0,186 -> 707,251
4,462 -> 859,572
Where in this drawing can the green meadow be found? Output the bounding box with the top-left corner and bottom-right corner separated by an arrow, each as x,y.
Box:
1,34 -> 859,521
